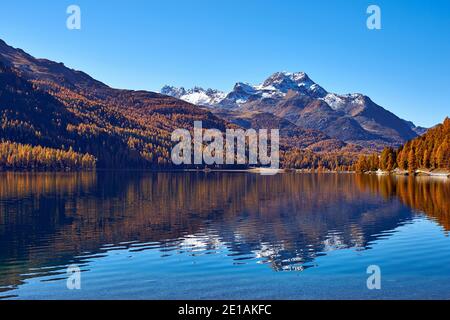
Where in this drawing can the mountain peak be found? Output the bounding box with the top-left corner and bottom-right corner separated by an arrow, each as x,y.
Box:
161,85 -> 186,98
232,82 -> 255,93
162,71 -> 330,108
261,71 -> 309,88
160,85 -> 226,107
161,71 -> 426,147
263,71 -> 310,85
257,71 -> 327,98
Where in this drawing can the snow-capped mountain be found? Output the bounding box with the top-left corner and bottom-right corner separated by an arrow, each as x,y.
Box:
160,86 -> 226,107
162,72 -> 327,108
256,71 -> 327,98
161,71 -> 427,149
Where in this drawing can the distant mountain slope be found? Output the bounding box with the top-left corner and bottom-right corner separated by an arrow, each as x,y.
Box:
0,39 -> 229,168
162,72 -> 425,149
214,109 -> 361,153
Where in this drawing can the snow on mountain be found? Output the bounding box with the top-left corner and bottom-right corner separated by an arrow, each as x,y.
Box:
160,86 -> 226,107
256,71 -> 327,98
161,71 -> 328,108
160,85 -> 186,98
161,71 -> 427,148
320,93 -> 366,111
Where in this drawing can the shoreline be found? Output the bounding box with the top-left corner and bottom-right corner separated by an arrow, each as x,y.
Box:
0,167 -> 449,177
363,168 -> 450,178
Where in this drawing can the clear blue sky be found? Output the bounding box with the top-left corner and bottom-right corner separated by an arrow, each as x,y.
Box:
0,0 -> 449,127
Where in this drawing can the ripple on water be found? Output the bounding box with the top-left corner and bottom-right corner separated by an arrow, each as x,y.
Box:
1,172 -> 450,299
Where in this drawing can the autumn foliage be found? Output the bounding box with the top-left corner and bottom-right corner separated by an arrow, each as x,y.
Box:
0,141 -> 96,170
356,118 -> 450,172
1,57 -> 448,172
0,61 -> 226,170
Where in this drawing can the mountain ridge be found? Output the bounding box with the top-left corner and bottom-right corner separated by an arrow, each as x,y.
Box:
0,38 -> 354,171
0,39 -> 230,168
0,38 -> 437,171
162,72 -> 427,149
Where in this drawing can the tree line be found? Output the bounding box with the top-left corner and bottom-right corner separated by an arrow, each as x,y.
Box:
0,141 -> 96,170
282,149 -> 357,171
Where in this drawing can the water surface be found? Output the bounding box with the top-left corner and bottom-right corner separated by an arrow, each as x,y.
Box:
0,172 -> 449,299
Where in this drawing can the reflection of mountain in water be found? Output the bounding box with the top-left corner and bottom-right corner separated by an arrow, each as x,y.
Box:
0,172 -> 448,292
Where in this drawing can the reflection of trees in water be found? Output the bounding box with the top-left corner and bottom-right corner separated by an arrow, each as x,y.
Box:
356,175 -> 450,230
0,172 -> 448,291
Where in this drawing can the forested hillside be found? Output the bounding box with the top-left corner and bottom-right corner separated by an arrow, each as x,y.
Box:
0,39 -> 445,172
0,47 -> 228,170
356,118 -> 450,172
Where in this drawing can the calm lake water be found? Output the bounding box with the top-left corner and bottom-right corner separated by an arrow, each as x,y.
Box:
0,171 -> 449,300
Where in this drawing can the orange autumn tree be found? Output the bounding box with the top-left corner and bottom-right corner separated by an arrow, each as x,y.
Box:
0,141 -> 96,170
355,117 -> 450,172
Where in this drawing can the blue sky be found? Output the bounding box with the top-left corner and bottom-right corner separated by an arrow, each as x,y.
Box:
0,0 -> 449,127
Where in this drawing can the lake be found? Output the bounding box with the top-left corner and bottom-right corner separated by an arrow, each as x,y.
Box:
0,171 -> 449,299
